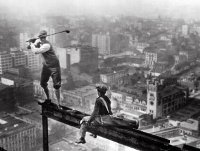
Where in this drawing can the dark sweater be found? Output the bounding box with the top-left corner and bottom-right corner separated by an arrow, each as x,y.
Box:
89,95 -> 112,122
41,40 -> 60,67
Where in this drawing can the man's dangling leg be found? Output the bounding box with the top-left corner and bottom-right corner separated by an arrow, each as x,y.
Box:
55,88 -> 61,107
76,121 -> 87,144
43,86 -> 50,100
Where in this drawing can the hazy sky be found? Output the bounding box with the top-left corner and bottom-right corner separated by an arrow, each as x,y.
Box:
1,0 -> 200,19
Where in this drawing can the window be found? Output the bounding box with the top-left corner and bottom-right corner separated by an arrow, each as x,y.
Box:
150,93 -> 154,97
150,101 -> 154,106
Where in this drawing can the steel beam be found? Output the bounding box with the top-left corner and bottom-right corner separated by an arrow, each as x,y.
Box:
39,102 -> 200,151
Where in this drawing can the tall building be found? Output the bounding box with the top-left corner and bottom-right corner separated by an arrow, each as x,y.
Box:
0,83 -> 15,111
144,48 -> 158,69
19,33 -> 29,49
144,47 -> 168,69
146,78 -> 188,119
24,51 -> 41,71
79,45 -> 98,73
11,50 -> 26,67
92,33 -> 110,55
182,25 -> 189,36
55,47 -> 80,69
59,45 -> 98,74
0,51 -> 12,74
0,115 -> 37,151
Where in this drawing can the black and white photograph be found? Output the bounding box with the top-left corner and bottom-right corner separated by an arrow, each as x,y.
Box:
0,0 -> 200,150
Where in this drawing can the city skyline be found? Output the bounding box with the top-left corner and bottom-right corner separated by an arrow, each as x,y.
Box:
1,1 -> 200,150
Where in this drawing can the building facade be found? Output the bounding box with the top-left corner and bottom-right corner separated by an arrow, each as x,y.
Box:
147,78 -> 188,119
92,33 -> 110,55
24,51 -> 41,71
79,45 -> 98,73
144,50 -> 158,69
19,33 -> 29,49
100,69 -> 128,86
61,85 -> 97,113
57,45 -> 98,74
179,50 -> 197,62
0,51 -> 12,74
110,90 -> 147,115
55,47 -> 80,69
11,51 -> 26,67
182,25 -> 189,36
0,73 -> 34,104
0,115 -> 37,151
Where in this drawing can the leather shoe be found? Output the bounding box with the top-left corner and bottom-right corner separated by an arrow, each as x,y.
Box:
90,133 -> 97,138
75,138 -> 86,144
44,99 -> 51,104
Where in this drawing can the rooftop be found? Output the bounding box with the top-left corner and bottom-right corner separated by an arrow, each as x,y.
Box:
1,73 -> 32,84
0,115 -> 33,137
170,100 -> 200,121
180,119 -> 199,131
63,85 -> 96,96
169,135 -> 199,146
160,85 -> 184,98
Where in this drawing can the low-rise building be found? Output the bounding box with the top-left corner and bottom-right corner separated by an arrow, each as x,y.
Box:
179,50 -> 197,62
136,42 -> 149,53
0,84 -> 15,111
62,85 -> 97,113
0,73 -> 34,104
110,89 -> 147,117
0,115 -> 37,151
180,119 -> 200,137
100,68 -> 128,86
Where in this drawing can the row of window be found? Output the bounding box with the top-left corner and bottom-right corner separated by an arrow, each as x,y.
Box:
0,128 -> 36,151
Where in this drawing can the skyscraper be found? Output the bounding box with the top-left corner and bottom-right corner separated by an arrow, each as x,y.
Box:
0,51 -> 12,74
56,45 -> 98,73
11,50 -> 26,67
19,33 -> 29,49
24,51 -> 41,71
182,25 -> 189,36
55,47 -> 80,69
79,45 -> 98,73
92,33 -> 110,55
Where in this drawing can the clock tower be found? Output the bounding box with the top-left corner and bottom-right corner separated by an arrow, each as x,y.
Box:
147,78 -> 164,119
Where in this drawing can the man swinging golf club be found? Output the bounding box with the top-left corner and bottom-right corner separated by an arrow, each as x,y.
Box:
29,30 -> 62,109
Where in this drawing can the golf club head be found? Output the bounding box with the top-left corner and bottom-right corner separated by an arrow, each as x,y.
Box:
65,30 -> 70,33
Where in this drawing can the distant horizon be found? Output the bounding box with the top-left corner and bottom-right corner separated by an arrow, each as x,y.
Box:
1,0 -> 200,20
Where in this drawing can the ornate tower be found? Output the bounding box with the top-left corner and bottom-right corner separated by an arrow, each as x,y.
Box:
146,78 -> 164,119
